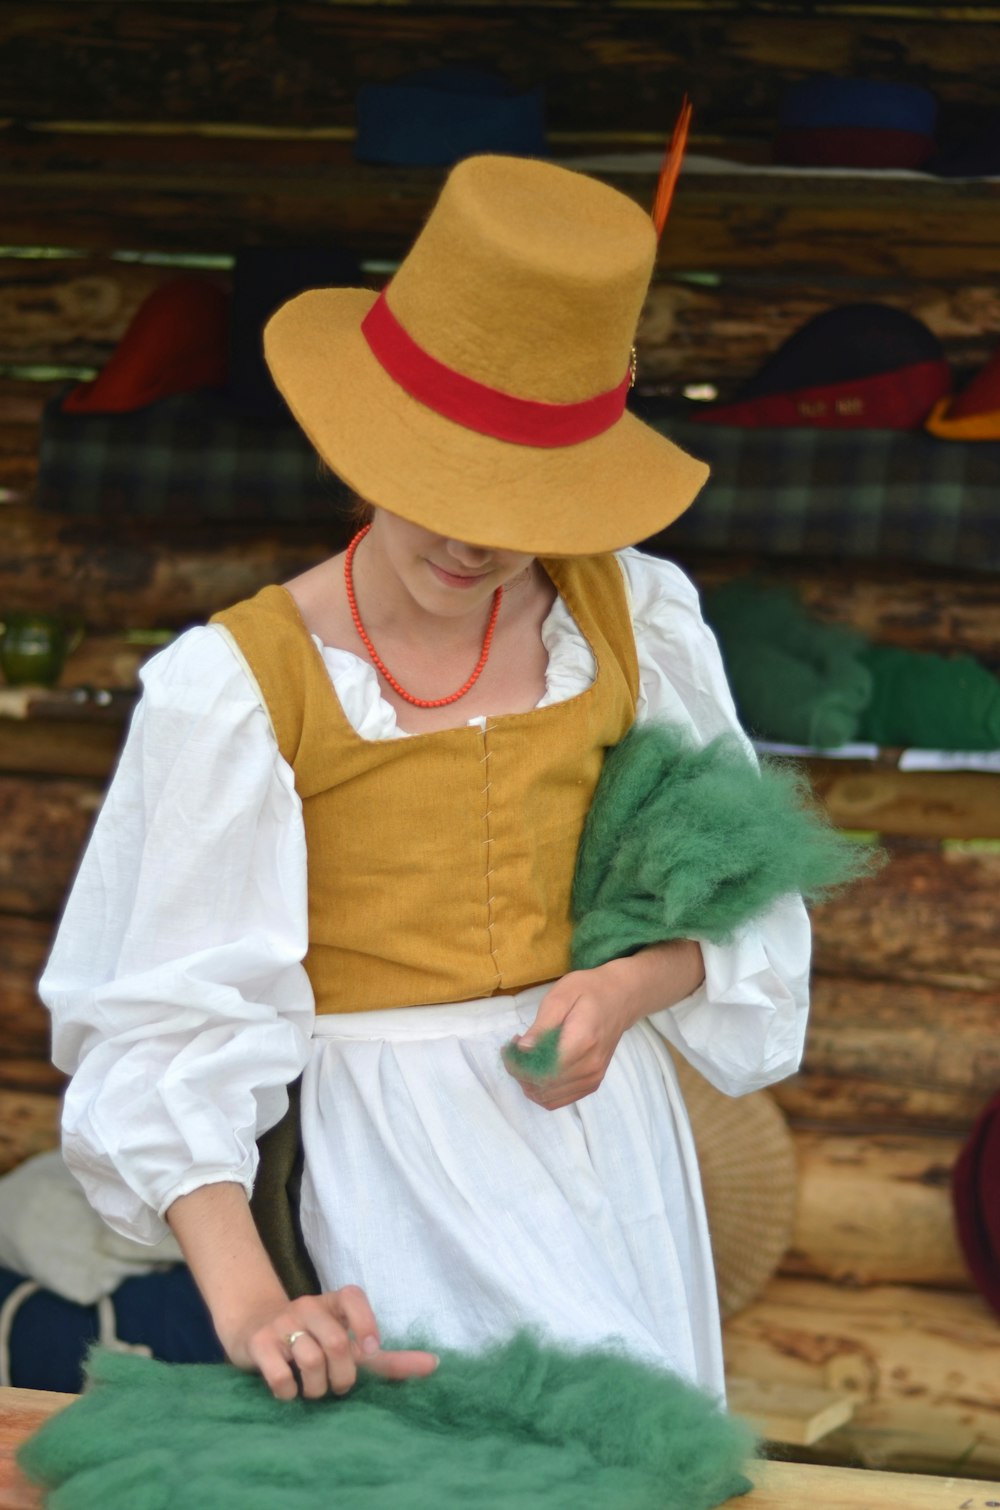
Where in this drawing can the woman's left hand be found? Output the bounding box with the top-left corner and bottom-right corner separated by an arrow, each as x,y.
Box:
506,941 -> 705,1110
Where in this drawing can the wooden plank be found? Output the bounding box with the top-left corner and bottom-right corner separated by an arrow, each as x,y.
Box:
723,1278 -> 1000,1476
726,1376 -> 855,1447
784,1130 -> 970,1290
2,4 -> 998,135
747,1460 -> 1000,1509
773,975 -> 1000,1133
810,841 -> 1000,990
0,1388 -> 75,1510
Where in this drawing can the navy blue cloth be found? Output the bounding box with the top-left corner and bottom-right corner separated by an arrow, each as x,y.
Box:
356,68 -> 546,167
0,1265 -> 222,1394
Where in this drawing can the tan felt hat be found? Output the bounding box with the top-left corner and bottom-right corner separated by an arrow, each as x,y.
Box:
264,154 -> 709,555
672,1053 -> 798,1318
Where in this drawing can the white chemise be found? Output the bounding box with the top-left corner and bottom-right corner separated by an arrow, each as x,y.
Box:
41,548 -> 811,1396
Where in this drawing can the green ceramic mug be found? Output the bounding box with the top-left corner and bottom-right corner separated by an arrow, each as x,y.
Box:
0,613 -> 84,687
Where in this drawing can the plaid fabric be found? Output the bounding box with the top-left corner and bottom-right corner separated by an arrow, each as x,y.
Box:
37,390 -> 351,521
37,394 -> 1000,572
649,420 -> 1000,572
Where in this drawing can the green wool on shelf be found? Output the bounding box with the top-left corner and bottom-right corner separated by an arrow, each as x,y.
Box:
858,643 -> 1000,751
19,1338 -> 756,1510
703,580 -> 873,748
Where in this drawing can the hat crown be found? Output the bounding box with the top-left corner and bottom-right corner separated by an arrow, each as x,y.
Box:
387,155 -> 656,404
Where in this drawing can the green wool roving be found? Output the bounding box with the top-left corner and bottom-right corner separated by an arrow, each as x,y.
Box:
502,1027 -> 562,1081
19,1337 -> 755,1510
570,721 -> 874,973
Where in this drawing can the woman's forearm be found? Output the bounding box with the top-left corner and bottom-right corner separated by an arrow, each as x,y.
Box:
165,1181 -> 289,1360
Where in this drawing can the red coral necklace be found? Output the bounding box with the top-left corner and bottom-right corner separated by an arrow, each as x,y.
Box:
344,524 -> 504,709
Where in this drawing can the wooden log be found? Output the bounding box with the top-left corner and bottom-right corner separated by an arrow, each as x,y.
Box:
772,975 -> 1000,1133
6,257 -> 1000,391
2,502 -> 999,658
0,504 -> 339,631
810,841 -> 1000,990
0,1059 -> 65,1096
2,4 -> 997,136
681,555 -> 1000,669
640,277 -> 1000,390
0,717 -> 126,779
0,917 -> 55,1054
0,257 -> 219,369
3,125 -> 1000,277
723,1277 -> 1000,1476
0,775 -> 102,916
784,1130 -> 970,1290
0,1089 -> 60,1175
805,763 -> 1000,842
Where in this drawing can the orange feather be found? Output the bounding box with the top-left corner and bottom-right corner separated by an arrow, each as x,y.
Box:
651,95 -> 693,241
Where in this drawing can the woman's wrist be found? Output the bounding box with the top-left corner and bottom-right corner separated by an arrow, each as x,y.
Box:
600,940 -> 705,1027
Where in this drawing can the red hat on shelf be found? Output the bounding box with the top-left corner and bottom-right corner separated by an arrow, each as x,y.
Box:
62,277 -> 229,414
952,1090 -> 1000,1316
925,343 -> 1000,440
693,304 -> 951,430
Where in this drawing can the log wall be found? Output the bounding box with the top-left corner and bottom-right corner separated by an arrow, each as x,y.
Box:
1,0 -> 998,1479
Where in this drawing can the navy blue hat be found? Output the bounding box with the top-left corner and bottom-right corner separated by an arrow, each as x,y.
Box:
775,76 -> 937,169
355,68 -> 547,167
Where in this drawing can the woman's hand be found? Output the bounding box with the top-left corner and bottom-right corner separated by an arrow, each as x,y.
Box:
166,1182 -> 437,1401
507,941 -> 705,1110
222,1285 -> 439,1401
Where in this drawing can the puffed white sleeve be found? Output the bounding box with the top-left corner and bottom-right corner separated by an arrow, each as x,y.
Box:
40,625 -> 314,1245
618,547 -> 812,1097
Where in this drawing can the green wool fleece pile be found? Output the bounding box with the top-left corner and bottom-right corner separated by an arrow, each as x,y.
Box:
570,721 -> 873,972
19,1337 -> 755,1510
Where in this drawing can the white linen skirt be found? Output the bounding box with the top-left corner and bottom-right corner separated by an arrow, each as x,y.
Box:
299,984 -> 725,1396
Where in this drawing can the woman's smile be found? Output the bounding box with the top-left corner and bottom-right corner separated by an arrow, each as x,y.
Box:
428,560 -> 494,589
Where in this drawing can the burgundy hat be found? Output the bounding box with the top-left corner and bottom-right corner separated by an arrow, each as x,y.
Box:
694,304 -> 951,430
63,278 -> 229,415
952,1090 -> 1000,1316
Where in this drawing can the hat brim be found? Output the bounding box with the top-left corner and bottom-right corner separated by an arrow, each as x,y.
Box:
265,288 -> 709,555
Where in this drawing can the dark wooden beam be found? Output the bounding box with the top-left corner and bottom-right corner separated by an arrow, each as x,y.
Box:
2,4 -> 998,136
3,131 -> 1000,278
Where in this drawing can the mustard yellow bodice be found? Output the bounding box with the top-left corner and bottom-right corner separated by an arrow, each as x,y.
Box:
212,554 -> 638,1012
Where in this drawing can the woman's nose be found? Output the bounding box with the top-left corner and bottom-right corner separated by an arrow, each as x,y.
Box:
445,539 -> 492,567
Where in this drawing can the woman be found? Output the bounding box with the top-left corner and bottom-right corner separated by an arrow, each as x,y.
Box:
42,154 -> 810,1407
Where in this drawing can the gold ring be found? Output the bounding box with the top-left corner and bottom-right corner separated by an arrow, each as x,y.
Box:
283,1330 -> 307,1348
